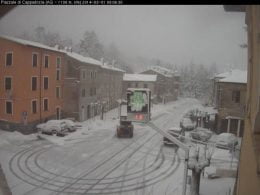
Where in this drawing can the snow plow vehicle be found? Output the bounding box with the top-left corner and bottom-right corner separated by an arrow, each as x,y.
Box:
116,88 -> 151,138
116,116 -> 133,138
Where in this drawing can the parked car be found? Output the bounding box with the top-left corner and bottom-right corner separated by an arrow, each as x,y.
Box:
36,120 -> 68,136
180,117 -> 196,131
61,119 -> 77,132
190,127 -> 213,142
163,127 -> 185,146
216,133 -> 238,149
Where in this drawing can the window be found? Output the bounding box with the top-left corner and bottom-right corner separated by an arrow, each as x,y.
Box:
44,77 -> 48,90
56,58 -> 61,81
44,55 -> 49,68
43,98 -> 48,111
135,83 -> 138,88
90,87 -> 96,96
6,101 -> 12,114
82,70 -> 86,79
32,53 -> 38,67
56,69 -> 60,81
56,107 -> 61,119
128,83 -> 131,88
56,57 -> 61,68
82,89 -> 86,97
56,86 -> 60,98
32,100 -> 37,114
32,77 -> 37,91
93,88 -> 96,95
6,52 -> 12,66
144,83 -> 148,88
5,77 -> 12,90
232,90 -> 240,103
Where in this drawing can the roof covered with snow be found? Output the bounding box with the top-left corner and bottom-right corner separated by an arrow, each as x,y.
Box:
0,34 -> 65,53
150,66 -> 174,78
123,74 -> 157,82
101,64 -> 125,73
218,69 -> 247,84
214,71 -> 232,78
66,51 -> 103,66
0,35 -> 125,73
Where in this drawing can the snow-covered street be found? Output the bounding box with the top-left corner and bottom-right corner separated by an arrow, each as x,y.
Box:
0,98 -> 237,195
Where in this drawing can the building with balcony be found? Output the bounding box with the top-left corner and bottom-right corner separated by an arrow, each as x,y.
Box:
212,69 -> 247,137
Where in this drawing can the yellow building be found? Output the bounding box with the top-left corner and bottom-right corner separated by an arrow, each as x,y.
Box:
224,5 -> 260,195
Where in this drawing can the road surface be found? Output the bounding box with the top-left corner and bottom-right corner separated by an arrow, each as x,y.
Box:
0,98 -> 235,195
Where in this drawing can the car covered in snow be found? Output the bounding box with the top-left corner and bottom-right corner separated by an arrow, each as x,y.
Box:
180,117 -> 196,131
36,120 -> 68,136
216,133 -> 238,149
61,119 -> 77,132
190,127 -> 213,142
163,127 -> 185,146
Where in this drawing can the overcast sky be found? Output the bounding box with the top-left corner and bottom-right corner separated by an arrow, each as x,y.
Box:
0,5 -> 247,70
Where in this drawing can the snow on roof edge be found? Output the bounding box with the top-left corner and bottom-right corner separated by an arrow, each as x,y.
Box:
123,73 -> 157,82
0,34 -> 66,54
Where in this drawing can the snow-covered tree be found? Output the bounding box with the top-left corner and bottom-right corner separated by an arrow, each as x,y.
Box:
188,145 -> 213,195
79,31 -> 104,60
18,26 -> 74,49
179,63 -> 217,104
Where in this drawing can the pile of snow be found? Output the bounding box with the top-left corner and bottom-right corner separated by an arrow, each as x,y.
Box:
0,130 -> 37,147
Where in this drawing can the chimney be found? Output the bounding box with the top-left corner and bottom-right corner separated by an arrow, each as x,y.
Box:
54,44 -> 59,49
112,59 -> 115,66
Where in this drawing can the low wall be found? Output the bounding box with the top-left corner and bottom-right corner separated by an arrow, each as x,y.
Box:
216,168 -> 237,178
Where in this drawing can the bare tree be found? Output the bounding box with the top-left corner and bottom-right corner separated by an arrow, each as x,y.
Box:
188,145 -> 213,195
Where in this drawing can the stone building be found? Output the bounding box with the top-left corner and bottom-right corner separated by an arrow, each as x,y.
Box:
63,51 -> 124,122
122,73 -> 157,99
0,35 -> 65,133
224,5 -> 260,195
141,66 -> 179,103
213,69 -> 247,137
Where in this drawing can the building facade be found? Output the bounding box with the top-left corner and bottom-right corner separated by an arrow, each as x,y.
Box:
224,5 -> 260,195
122,73 -> 157,99
0,35 -> 65,134
63,52 -> 102,121
213,70 -> 247,137
63,51 -> 124,122
98,65 -> 124,112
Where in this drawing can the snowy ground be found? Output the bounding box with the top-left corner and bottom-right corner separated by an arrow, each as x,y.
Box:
0,98 -> 237,195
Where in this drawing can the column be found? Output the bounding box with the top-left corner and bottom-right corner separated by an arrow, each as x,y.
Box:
237,119 -> 241,137
227,118 -> 231,133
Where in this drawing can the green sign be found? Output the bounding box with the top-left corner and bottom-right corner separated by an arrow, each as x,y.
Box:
129,91 -> 147,112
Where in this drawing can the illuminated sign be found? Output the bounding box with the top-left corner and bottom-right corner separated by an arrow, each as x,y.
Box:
126,88 -> 151,122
